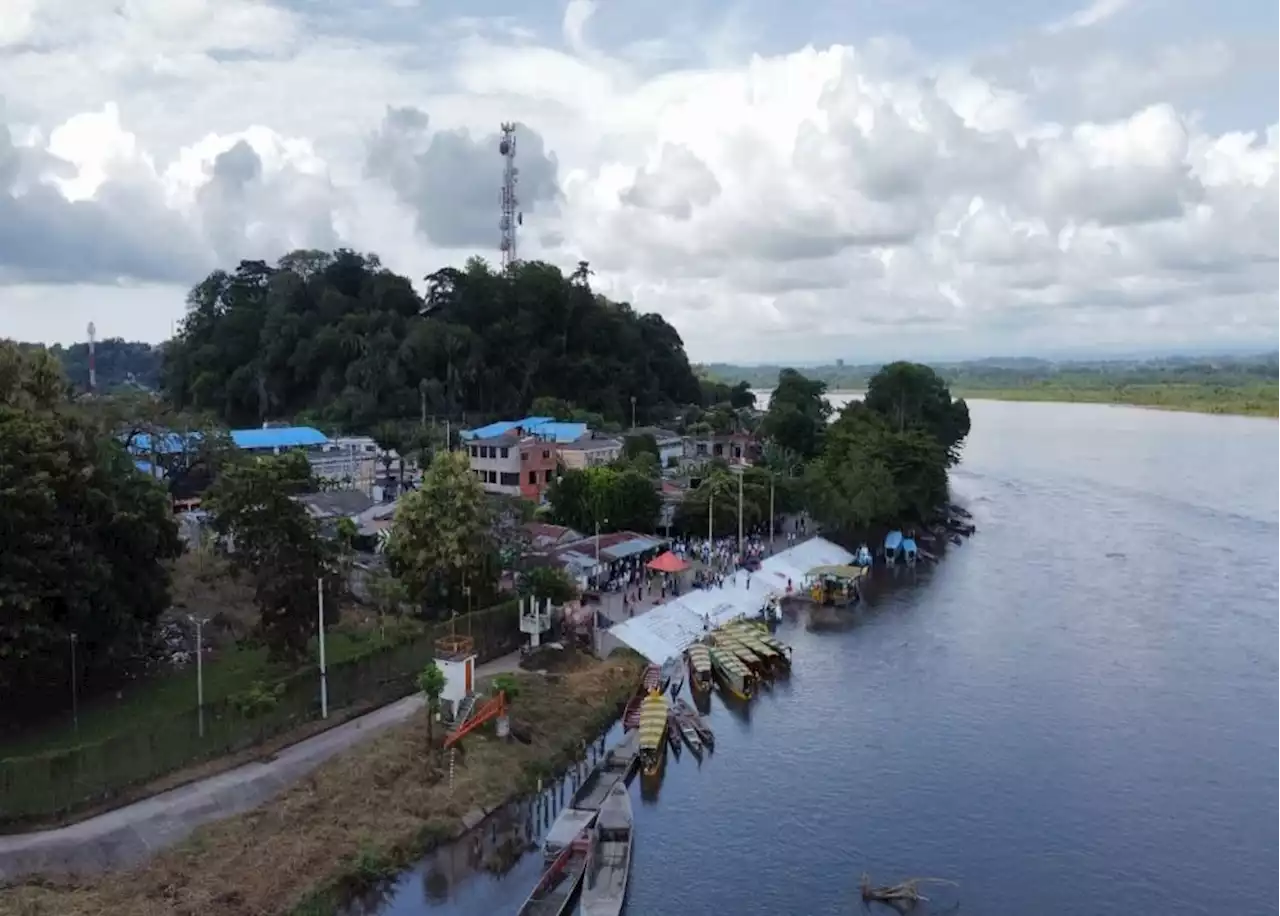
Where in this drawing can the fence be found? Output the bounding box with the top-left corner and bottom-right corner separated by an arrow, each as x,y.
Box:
0,601 -> 520,825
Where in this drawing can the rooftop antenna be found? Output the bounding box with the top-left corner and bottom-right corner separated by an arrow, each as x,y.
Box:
86,321 -> 97,393
498,122 -> 521,271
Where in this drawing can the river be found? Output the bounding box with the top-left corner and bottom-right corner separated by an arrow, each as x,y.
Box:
365,399 -> 1279,916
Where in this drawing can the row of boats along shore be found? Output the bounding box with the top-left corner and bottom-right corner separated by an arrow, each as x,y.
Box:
515,620 -> 792,915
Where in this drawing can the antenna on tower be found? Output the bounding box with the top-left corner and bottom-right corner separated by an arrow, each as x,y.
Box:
86,321 -> 97,393
498,122 -> 520,271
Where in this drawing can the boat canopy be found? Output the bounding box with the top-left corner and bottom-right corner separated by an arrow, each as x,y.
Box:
884,530 -> 904,551
902,538 -> 918,556
806,563 -> 867,581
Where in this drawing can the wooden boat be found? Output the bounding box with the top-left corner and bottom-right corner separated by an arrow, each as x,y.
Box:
714,633 -> 768,673
675,715 -> 703,757
580,782 -> 634,916
723,627 -> 783,670
709,647 -> 754,700
642,664 -> 661,693
672,698 -> 714,747
519,828 -> 592,916
637,691 -> 668,776
665,715 -> 682,758
686,644 -> 713,693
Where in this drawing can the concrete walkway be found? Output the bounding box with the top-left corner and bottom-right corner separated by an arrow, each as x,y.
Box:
0,651 -> 523,881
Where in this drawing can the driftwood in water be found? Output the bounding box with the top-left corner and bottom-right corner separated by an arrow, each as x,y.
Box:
859,873 -> 957,908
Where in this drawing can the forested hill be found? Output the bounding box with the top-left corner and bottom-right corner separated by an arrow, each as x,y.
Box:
706,353 -> 1280,391
17,339 -> 164,393
35,250 -> 701,432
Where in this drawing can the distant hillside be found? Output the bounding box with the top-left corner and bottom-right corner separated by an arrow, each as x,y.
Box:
704,354 -> 1280,392
15,339 -> 165,392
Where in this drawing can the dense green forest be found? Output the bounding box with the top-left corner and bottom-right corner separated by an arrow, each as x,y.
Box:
159,250 -> 702,431
18,339 -> 165,392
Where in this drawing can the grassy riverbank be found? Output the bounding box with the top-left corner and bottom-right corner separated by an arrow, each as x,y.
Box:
954,382 -> 1279,417
1,651 -> 645,916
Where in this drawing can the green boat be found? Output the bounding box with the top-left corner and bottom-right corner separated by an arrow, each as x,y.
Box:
709,647 -> 755,700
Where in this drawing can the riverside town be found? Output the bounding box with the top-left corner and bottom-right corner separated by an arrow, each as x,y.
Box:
0,248 -> 973,915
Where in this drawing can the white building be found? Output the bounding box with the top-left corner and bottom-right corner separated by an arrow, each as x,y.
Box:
558,434 -> 623,470
632,426 -> 685,469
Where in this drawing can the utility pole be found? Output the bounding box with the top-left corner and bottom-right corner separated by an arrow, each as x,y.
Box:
69,632 -> 78,737
630,396 -> 636,431
737,464 -> 744,558
769,473 -> 775,551
317,578 -> 329,719
707,487 -> 714,543
190,615 -> 208,737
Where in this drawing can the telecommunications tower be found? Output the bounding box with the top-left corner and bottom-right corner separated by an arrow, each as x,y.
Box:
86,321 -> 97,393
498,122 -> 522,271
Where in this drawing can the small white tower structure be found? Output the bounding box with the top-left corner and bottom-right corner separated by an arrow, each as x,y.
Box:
519,596 -> 553,650
434,628 -> 476,721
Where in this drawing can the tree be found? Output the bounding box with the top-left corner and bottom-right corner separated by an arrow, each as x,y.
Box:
418,661 -> 447,751
520,566 -> 578,605
761,368 -> 831,461
673,467 -> 770,537
863,362 -> 971,465
0,342 -> 182,716
162,250 -> 703,430
388,450 -> 496,613
547,466 -> 660,534
728,381 -> 756,410
204,455 -> 333,659
621,432 -> 659,461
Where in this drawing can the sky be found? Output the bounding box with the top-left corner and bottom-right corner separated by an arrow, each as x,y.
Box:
0,0 -> 1276,363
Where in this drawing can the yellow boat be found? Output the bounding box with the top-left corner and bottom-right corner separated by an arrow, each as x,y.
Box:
714,633 -> 768,672
722,626 -> 785,669
637,691 -> 669,776
686,644 -> 713,693
709,647 -> 755,700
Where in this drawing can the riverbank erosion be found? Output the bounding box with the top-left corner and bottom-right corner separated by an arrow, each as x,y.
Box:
0,652 -> 645,916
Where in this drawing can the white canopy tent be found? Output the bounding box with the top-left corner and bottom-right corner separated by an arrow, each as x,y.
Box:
605,536 -> 853,664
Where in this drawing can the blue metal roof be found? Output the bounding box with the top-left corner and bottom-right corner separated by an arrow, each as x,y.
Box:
129,432 -> 202,455
902,538 -> 918,554
230,427 -> 329,449
460,417 -> 586,444
884,530 -> 903,550
602,537 -> 663,560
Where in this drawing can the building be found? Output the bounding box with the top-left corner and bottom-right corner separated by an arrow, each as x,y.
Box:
630,426 -> 685,469
525,522 -> 584,549
558,434 -> 623,470
466,429 -> 559,501
683,431 -> 755,464
548,530 -> 668,589
461,416 -> 588,445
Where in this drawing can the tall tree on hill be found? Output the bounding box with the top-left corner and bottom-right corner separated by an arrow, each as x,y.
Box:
0,342 -> 182,716
389,451 -> 497,614
162,249 -> 702,432
204,455 -> 332,659
760,368 -> 831,461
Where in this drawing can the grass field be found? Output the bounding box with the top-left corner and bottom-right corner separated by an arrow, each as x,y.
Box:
954,382 -> 1279,418
3,623 -> 417,758
4,652 -> 645,916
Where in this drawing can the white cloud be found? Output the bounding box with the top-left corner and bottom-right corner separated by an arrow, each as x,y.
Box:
1045,0 -> 1132,35
0,0 -> 1275,361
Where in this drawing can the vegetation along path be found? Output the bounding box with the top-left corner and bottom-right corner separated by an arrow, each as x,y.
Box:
0,651 -> 523,882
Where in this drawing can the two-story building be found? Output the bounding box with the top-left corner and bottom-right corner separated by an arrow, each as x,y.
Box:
465,429 -> 559,501
558,434 -> 624,470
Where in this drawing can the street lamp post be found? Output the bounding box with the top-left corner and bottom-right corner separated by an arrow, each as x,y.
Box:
736,463 -> 744,558
189,615 -> 209,737
69,632 -> 79,737
630,396 -> 636,431
707,487 -> 714,543
317,577 -> 329,719
769,473 -> 776,551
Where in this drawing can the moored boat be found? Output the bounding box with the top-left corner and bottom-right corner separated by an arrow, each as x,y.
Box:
686,644 -> 714,693
642,664 -> 661,693
580,782 -> 634,916
672,698 -> 715,747
676,716 -> 703,757
709,646 -> 754,700
637,691 -> 668,776
665,715 -> 682,758
519,828 -> 592,916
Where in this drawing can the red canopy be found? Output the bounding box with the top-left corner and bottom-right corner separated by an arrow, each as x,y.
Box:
647,551 -> 690,574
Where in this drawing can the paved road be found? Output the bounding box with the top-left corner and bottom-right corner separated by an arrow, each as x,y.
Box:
0,651 -> 523,881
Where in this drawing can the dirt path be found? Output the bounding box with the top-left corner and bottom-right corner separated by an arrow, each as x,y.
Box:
0,651 -> 523,881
